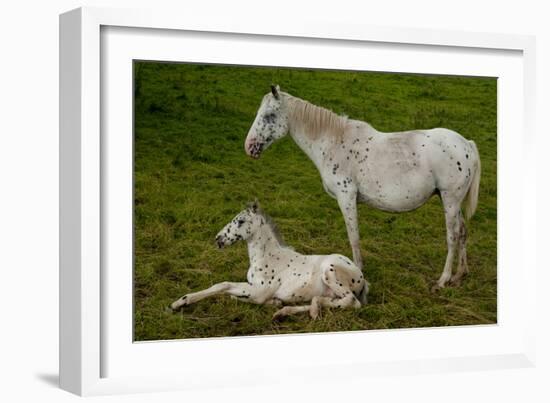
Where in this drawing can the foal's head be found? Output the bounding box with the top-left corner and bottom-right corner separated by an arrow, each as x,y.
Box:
215,201 -> 264,248
244,85 -> 289,159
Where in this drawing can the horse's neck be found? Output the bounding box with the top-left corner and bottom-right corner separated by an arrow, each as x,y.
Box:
247,224 -> 281,263
288,123 -> 334,168
285,98 -> 343,168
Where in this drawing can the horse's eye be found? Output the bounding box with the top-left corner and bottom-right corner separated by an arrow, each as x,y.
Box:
264,113 -> 276,123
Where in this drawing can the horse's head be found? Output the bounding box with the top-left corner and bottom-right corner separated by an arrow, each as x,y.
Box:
244,85 -> 289,158
215,201 -> 262,248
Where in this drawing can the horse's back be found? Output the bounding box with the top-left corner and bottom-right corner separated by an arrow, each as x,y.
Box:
349,126 -> 474,211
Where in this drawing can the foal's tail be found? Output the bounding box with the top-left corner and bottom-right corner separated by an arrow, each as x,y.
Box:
464,140 -> 481,220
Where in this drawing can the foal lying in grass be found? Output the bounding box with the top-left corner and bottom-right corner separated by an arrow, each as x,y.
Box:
171,201 -> 369,320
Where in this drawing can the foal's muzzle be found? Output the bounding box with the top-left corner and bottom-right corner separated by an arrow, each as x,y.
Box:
215,235 -> 225,249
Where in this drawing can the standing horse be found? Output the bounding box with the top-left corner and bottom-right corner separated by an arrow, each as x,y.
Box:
244,85 -> 481,291
171,201 -> 369,319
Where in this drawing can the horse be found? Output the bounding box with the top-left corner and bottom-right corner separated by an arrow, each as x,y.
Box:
244,85 -> 481,291
170,201 -> 369,319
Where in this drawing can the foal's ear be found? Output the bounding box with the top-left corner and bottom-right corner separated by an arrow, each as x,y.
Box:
249,199 -> 260,213
270,84 -> 280,100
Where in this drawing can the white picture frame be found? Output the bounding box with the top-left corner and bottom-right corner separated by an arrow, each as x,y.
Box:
59,6 -> 537,396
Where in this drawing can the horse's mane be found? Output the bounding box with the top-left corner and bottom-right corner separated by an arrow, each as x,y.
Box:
284,93 -> 349,140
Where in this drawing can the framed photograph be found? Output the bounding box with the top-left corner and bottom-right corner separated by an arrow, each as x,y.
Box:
60,6 -> 537,396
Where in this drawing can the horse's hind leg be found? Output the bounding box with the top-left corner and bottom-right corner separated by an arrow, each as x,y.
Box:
432,192 -> 461,292
450,213 -> 469,286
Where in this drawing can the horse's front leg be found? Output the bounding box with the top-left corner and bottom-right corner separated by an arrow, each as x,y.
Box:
336,189 -> 363,270
170,282 -> 269,311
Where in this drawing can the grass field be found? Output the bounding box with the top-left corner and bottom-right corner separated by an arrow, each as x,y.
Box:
133,62 -> 497,341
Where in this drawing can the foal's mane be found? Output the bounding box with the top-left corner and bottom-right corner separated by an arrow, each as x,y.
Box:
284,93 -> 349,140
255,207 -> 288,248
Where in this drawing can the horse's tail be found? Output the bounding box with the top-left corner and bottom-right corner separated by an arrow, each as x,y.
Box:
464,140 -> 481,221
358,279 -> 370,306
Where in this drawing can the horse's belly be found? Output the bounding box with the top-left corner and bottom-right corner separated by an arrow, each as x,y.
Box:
358,178 -> 436,212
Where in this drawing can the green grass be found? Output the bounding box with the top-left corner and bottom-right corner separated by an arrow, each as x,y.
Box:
133,62 -> 497,341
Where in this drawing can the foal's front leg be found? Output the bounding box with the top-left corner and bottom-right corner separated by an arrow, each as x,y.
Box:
171,282 -> 269,311
336,189 -> 363,270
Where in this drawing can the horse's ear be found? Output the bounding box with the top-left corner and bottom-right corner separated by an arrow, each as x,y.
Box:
270,84 -> 280,100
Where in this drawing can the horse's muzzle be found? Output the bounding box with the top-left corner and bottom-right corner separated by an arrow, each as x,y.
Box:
245,140 -> 264,159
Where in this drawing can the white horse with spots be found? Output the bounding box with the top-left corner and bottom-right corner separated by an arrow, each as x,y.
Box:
244,86 -> 481,291
171,201 -> 369,319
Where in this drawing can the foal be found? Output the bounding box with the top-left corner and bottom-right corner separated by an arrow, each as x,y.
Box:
171,201 -> 369,319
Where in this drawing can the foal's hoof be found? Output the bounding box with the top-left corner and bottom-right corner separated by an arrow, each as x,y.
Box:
309,309 -> 320,320
272,307 -> 291,321
168,304 -> 183,313
272,311 -> 286,322
170,295 -> 189,312
309,301 -> 320,320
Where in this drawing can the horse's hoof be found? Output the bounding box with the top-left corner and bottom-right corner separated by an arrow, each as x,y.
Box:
430,284 -> 443,293
449,276 -> 462,287
450,272 -> 468,287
